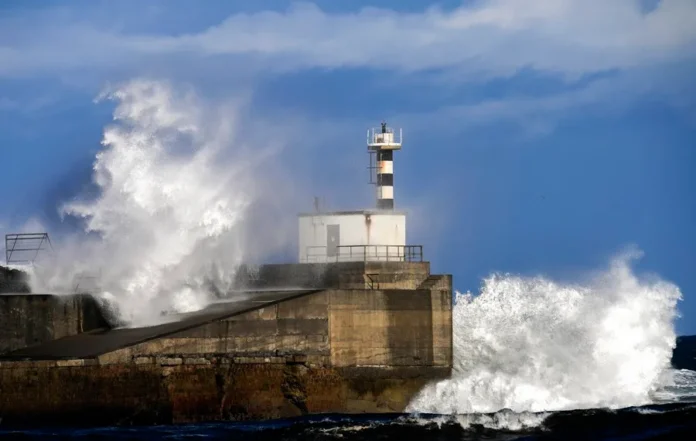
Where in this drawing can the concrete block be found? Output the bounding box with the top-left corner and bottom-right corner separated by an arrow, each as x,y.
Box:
224,320 -> 279,337
55,359 -> 84,367
134,356 -> 153,365
184,357 -> 211,365
277,319 -> 328,336
229,335 -> 276,353
158,357 -> 183,366
230,305 -> 278,321
285,354 -> 307,364
129,338 -> 223,355
277,293 -> 329,319
98,347 -> 132,365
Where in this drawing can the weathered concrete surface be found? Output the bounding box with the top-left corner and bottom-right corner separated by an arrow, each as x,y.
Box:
234,262 -> 431,290
0,294 -> 109,355
97,292 -> 331,365
0,262 -> 453,426
0,360 -> 449,426
90,288 -> 452,370
1,287 -> 451,368
2,290 -> 319,360
328,289 -> 452,367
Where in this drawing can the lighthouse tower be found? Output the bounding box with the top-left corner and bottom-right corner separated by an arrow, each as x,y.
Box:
297,122 -> 421,263
368,121 -> 402,210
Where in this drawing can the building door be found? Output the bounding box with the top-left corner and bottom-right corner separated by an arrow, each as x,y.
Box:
327,224 -> 340,258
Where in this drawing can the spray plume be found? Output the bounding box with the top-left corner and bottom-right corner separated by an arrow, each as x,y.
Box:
407,249 -> 682,415
29,79 -> 286,327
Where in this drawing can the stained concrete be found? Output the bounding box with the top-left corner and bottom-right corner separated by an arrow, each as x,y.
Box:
0,290 -> 319,360
0,361 -> 451,426
328,289 -> 451,367
234,262 -> 431,290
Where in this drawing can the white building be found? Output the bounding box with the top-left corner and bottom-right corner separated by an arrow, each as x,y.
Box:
298,210 -> 416,262
297,122 -> 422,263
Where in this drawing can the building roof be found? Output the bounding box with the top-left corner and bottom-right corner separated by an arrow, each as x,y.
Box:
0,289 -> 319,361
297,209 -> 407,217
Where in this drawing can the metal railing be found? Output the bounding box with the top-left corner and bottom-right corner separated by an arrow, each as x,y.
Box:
302,244 -> 423,263
364,273 -> 379,289
5,233 -> 53,265
367,127 -> 402,147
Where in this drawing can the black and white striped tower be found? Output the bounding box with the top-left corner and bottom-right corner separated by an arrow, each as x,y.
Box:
368,122 -> 402,210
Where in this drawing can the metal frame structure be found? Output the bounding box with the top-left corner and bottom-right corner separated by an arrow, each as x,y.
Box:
5,233 -> 53,265
366,125 -> 403,148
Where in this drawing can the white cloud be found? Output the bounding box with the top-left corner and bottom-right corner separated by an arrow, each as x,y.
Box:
0,1 -> 693,147
384,71 -> 643,134
177,0 -> 696,76
1,0 -> 695,79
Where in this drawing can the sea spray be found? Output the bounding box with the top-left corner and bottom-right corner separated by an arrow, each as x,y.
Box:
407,249 -> 682,414
30,80 -> 266,327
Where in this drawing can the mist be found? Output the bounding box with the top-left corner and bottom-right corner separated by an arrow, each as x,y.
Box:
19,79 -> 307,327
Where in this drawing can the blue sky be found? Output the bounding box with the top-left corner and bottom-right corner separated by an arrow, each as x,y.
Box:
1,1 -> 695,333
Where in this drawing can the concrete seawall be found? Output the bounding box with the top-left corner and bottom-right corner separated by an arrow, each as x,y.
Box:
0,263 -> 453,426
0,361 -> 450,425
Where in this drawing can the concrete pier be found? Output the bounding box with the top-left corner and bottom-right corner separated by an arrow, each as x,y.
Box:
0,262 -> 452,426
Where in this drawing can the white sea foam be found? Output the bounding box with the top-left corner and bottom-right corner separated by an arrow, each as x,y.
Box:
652,369 -> 696,403
407,249 -> 683,415
411,410 -> 551,431
28,79 -> 281,327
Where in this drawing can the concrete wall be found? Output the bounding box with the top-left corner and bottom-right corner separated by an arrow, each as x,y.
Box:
0,276 -> 453,425
97,287 -> 452,372
0,361 -> 450,426
298,212 -> 406,262
99,293 -> 331,365
233,261 -> 432,291
328,289 -> 452,368
0,294 -> 109,355
336,262 -> 431,290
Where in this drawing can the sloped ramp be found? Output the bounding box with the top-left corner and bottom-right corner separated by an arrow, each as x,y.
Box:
0,289 -> 319,361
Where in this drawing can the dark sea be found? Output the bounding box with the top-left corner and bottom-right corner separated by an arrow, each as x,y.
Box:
1,402 -> 696,440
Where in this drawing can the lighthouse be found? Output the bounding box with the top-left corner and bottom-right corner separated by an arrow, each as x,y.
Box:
368,121 -> 402,210
297,122 -> 421,263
